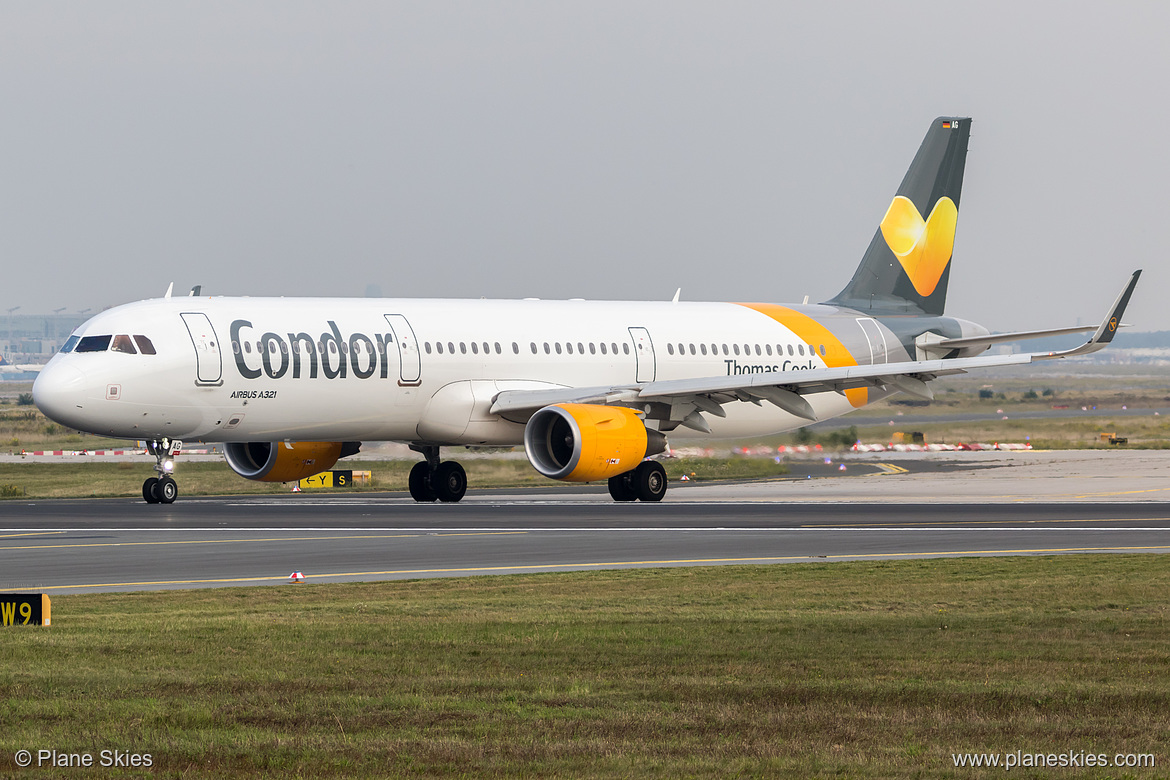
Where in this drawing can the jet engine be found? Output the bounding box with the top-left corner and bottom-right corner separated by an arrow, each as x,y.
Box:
223,441 -> 361,482
524,404 -> 666,482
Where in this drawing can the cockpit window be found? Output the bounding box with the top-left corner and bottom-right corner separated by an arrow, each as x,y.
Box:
75,335 -> 113,353
61,335 -> 80,354
133,335 -> 157,355
111,334 -> 137,354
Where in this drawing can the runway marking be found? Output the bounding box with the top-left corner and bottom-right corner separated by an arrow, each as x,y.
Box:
1012,488 -> 1170,502
29,544 -> 1170,591
0,530 -> 66,539
1070,489 -> 1170,499
874,463 -> 909,475
807,517 -> 1170,528
428,532 -> 528,537
0,533 -> 427,552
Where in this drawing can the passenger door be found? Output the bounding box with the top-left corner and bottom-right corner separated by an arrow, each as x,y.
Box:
383,314 -> 421,385
180,312 -> 223,385
628,327 -> 656,382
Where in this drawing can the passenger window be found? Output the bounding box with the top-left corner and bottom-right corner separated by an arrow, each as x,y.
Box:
798,344 -> 805,356
677,343 -> 685,355
133,335 -> 156,355
787,344 -> 794,356
700,344 -> 707,355
600,343 -> 607,355
61,335 -> 80,353
448,342 -> 455,354
530,342 -> 537,354
424,342 -> 432,354
566,343 -> 573,354
75,335 -> 112,352
765,344 -> 773,356
754,344 -> 761,356
460,342 -> 467,354
495,342 -> 502,354
111,334 -> 137,354
436,342 -> 444,354
471,342 -> 479,355
232,341 -> 240,354
820,344 -> 826,356
244,342 -> 252,354
512,342 -> 519,354
555,343 -> 562,354
721,344 -> 728,355
544,342 -> 550,354
733,344 -> 740,356
667,344 -> 675,355
622,343 -> 629,355
689,344 -> 696,355
589,343 -> 596,355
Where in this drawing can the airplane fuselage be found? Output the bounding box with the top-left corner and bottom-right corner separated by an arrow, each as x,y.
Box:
32,296 -> 984,445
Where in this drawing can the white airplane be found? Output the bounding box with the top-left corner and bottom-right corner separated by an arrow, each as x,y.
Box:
0,355 -> 43,375
33,117 -> 1139,505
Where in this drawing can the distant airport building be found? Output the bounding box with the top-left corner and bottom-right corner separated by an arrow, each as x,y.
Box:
1,313 -> 90,362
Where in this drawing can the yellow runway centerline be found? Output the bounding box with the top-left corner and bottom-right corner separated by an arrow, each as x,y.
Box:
0,530 -> 66,539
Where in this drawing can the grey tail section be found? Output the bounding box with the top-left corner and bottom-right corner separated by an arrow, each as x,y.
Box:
825,117 -> 971,317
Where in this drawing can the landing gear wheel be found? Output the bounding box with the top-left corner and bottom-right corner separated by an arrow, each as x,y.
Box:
608,473 -> 638,502
433,461 -> 467,503
408,462 -> 437,502
157,476 -> 178,504
143,477 -> 160,504
633,461 -> 667,502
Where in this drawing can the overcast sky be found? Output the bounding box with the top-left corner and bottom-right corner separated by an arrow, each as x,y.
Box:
0,2 -> 1165,331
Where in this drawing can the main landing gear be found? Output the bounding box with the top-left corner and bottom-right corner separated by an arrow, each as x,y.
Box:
607,460 -> 668,502
407,444 -> 467,503
142,439 -> 181,504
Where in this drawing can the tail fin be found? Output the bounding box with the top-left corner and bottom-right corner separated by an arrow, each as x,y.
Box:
826,117 -> 971,316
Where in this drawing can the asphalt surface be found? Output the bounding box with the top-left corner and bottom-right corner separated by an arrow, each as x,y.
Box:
2,450 -> 1170,593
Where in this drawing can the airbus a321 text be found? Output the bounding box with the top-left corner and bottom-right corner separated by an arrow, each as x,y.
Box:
33,118 -> 1140,504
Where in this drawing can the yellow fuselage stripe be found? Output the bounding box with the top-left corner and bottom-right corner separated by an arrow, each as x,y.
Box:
735,303 -> 867,407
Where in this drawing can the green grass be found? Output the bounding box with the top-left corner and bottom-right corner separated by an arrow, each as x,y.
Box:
1,556 -> 1167,777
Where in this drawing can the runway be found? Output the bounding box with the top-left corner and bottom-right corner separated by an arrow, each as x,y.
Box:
0,461 -> 1168,592
1,450 -> 1169,593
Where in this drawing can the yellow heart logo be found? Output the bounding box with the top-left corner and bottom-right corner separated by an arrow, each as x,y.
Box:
879,195 -> 957,297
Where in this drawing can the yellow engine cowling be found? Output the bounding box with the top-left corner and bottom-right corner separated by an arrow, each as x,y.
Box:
524,404 -> 667,482
223,441 -> 361,482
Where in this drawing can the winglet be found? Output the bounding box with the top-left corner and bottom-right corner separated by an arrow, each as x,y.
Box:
1037,270 -> 1141,359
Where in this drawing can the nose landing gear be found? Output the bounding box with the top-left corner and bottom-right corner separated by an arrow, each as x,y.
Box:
142,439 -> 182,504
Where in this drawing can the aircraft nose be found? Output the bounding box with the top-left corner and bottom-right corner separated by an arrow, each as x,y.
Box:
32,361 -> 88,428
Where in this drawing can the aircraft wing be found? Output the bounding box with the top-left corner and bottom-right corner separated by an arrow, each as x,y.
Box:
489,353 -> 1034,430
490,271 -> 1140,432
